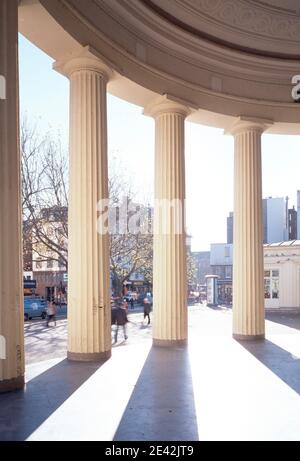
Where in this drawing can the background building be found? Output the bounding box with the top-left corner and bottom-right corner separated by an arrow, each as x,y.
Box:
32,207 -> 68,302
192,251 -> 212,286
205,240 -> 300,311
288,206 -> 297,240
33,256 -> 67,303
228,196 -> 291,246
263,197 -> 289,244
297,191 -> 300,239
227,212 -> 233,244
264,241 -> 300,310
210,243 -> 233,303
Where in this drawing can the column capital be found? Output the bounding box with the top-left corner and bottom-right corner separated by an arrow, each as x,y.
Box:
53,45 -> 114,81
144,94 -> 195,119
225,116 -> 274,136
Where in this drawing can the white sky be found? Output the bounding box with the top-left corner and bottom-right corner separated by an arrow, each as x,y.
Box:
19,35 -> 300,251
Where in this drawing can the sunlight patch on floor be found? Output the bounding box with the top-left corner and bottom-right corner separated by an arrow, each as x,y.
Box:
26,342 -> 152,441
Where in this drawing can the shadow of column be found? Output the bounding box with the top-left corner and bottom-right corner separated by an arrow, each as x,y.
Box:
0,359 -> 105,441
114,345 -> 199,441
238,339 -> 300,396
266,313 -> 300,331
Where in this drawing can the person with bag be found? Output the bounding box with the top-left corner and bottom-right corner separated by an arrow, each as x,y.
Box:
113,300 -> 129,343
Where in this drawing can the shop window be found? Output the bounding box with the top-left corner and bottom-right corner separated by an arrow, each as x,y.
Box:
264,270 -> 279,299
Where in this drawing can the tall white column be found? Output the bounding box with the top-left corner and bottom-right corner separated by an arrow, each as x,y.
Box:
0,0 -> 24,392
145,95 -> 190,346
55,49 -> 112,361
229,117 -> 271,340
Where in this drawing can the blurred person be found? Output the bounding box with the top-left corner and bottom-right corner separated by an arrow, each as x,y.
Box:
143,296 -> 151,325
113,300 -> 129,343
46,299 -> 57,327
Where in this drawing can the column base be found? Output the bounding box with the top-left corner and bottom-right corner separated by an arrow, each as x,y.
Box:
153,339 -> 187,348
233,333 -> 265,341
68,350 -> 111,362
0,376 -> 24,393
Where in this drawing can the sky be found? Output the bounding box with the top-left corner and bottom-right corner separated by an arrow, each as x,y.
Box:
19,35 -> 300,251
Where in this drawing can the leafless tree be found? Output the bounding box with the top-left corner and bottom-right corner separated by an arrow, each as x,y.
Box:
21,125 -> 153,290
21,118 -> 68,269
21,122 -> 194,297
108,156 -> 153,296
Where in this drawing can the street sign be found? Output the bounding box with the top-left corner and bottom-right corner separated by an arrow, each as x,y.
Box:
24,280 -> 36,289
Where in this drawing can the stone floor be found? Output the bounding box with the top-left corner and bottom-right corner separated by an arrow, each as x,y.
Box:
1,305 -> 300,441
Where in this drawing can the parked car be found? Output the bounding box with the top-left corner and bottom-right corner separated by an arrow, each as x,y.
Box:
24,298 -> 47,321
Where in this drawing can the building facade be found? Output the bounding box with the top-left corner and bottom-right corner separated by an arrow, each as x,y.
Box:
33,263 -> 67,304
31,207 -> 68,302
288,206 -> 297,240
264,241 -> 300,310
227,212 -> 233,244
208,241 -> 300,310
297,191 -> 300,240
263,197 -> 289,244
229,197 -> 294,246
192,251 -> 212,286
210,244 -> 233,303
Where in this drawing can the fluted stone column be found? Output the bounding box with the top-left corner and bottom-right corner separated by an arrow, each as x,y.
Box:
54,49 -> 112,361
0,0 -> 24,392
230,117 -> 271,340
145,95 -> 190,346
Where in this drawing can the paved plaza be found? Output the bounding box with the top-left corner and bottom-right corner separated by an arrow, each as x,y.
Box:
1,305 -> 300,441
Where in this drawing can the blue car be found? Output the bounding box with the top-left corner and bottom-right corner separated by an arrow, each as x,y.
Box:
24,298 -> 47,321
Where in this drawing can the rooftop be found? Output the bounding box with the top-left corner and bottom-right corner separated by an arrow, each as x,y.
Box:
264,240 -> 300,247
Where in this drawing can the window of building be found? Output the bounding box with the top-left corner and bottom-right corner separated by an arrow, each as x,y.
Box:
224,246 -> 230,258
58,257 -> 66,268
36,258 -> 43,269
47,259 -> 54,269
225,265 -> 232,279
264,269 -> 279,299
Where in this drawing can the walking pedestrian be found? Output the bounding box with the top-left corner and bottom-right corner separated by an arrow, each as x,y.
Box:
46,300 -> 57,327
143,297 -> 151,325
113,300 -> 129,343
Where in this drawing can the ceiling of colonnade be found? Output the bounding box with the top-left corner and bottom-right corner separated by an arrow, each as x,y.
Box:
145,0 -> 300,59
19,0 -> 300,132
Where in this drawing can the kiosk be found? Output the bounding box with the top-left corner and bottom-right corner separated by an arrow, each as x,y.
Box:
205,275 -> 219,307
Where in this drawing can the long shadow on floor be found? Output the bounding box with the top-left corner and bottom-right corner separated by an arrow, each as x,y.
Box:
0,359 -> 104,441
238,339 -> 300,396
114,345 -> 198,441
266,313 -> 300,331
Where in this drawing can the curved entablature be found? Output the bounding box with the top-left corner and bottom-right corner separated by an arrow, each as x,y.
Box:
18,0 -> 300,132
143,0 -> 300,59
